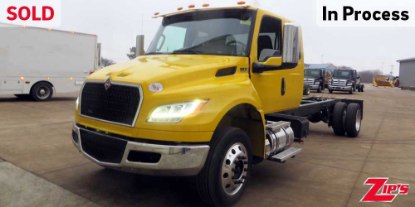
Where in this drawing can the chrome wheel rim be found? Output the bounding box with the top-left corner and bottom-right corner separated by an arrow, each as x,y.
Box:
221,142 -> 248,196
37,87 -> 50,99
355,109 -> 362,131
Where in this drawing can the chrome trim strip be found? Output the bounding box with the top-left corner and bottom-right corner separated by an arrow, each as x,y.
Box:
79,79 -> 144,128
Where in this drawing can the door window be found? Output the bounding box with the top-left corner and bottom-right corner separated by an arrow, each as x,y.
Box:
257,16 -> 282,62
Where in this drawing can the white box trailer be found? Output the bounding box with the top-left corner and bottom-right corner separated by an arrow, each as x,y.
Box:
0,24 -> 100,101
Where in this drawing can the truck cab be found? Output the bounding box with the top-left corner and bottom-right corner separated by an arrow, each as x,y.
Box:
329,69 -> 363,94
304,68 -> 332,93
71,5 -> 363,206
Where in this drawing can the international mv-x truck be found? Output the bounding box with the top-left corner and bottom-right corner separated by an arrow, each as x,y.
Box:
72,4 -> 364,206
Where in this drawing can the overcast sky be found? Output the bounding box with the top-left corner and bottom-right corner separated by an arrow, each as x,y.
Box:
58,0 -> 415,75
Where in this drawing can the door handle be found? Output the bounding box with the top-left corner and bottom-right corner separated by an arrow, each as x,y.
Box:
281,77 -> 286,96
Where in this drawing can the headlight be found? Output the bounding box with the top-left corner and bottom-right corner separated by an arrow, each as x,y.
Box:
76,97 -> 79,110
347,81 -> 353,86
148,100 -> 207,123
314,81 -> 320,85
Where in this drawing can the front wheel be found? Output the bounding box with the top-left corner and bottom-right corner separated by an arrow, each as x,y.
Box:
196,127 -> 252,207
317,85 -> 322,93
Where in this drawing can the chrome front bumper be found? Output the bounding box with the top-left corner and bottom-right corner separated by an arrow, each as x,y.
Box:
72,125 -> 209,176
329,85 -> 352,91
309,84 -> 320,90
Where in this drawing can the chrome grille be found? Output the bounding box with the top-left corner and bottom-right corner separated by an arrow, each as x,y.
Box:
332,79 -> 347,86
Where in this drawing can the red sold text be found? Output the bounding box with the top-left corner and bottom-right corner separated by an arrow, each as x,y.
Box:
6,5 -> 54,21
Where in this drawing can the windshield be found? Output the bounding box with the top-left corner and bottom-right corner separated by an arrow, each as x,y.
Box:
333,70 -> 352,79
305,69 -> 321,78
147,9 -> 255,56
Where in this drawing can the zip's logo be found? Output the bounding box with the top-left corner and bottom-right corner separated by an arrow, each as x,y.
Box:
361,177 -> 410,202
0,0 -> 61,27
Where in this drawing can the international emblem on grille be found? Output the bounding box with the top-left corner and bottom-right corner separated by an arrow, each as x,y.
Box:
104,78 -> 112,91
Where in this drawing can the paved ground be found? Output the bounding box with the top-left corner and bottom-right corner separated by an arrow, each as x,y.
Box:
0,162 -> 99,207
0,85 -> 414,207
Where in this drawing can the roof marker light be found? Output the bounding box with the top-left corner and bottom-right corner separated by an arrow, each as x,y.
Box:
177,7 -> 183,11
188,4 -> 195,9
202,3 -> 210,7
237,1 -> 246,5
154,12 -> 160,16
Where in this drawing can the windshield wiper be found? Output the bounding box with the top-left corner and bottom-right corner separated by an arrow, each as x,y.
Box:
146,52 -> 168,55
172,49 -> 202,54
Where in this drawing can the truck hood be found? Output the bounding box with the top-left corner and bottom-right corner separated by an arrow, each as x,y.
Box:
88,55 -> 246,87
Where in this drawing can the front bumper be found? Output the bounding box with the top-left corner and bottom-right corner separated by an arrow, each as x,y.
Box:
72,124 -> 209,176
309,84 -> 320,90
329,85 -> 352,91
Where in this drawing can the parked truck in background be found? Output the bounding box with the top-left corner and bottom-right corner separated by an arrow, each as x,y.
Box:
329,69 -> 364,94
304,68 -> 332,93
0,24 -> 100,101
71,4 -> 364,206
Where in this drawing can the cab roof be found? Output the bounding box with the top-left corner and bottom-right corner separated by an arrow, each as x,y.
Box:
153,5 -> 291,23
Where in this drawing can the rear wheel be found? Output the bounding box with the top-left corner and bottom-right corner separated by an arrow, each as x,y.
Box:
196,127 -> 252,207
360,85 -> 364,92
329,90 -> 333,94
31,82 -> 53,101
332,102 -> 347,136
345,103 -> 362,137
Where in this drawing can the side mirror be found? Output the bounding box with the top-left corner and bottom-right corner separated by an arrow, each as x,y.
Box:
252,57 -> 282,73
282,23 -> 301,64
135,35 -> 145,57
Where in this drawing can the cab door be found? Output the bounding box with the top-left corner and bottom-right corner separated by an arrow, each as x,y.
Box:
250,14 -> 304,114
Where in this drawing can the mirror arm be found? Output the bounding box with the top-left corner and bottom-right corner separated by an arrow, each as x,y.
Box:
252,62 -> 298,74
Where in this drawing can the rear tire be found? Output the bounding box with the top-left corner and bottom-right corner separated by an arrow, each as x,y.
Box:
332,102 -> 347,136
345,103 -> 362,137
329,90 -> 333,94
360,85 -> 364,92
196,127 -> 252,207
30,82 -> 53,101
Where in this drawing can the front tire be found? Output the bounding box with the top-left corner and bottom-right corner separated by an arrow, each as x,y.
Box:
304,87 -> 311,95
317,85 -> 322,93
31,82 -> 53,101
196,127 -> 252,207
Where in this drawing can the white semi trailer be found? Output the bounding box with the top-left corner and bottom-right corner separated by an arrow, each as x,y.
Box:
0,24 -> 100,101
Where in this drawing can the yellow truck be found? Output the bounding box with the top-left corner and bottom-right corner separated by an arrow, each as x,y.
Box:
72,4 -> 364,206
